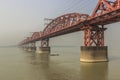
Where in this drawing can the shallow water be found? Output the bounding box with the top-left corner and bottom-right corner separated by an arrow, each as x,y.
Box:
0,47 -> 119,80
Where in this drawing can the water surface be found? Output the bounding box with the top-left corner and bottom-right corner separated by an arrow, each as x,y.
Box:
0,47 -> 119,80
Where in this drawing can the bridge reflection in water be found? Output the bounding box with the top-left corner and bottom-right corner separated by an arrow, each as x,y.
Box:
29,52 -> 80,80
28,51 -> 108,80
80,62 -> 108,80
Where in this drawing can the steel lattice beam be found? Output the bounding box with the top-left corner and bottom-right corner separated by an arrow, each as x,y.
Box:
20,0 -> 120,47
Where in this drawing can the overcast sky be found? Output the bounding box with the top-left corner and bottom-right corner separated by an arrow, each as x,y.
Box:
0,0 -> 119,48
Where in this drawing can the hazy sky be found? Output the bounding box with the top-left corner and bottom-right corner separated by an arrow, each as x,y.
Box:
0,0 -> 119,48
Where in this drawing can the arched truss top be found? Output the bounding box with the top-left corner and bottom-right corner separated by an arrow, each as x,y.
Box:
31,32 -> 42,40
92,0 -> 120,17
43,13 -> 89,35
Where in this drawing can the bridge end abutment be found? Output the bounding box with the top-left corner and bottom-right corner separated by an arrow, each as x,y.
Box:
80,46 -> 108,62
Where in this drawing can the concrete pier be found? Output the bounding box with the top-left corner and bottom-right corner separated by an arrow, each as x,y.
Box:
27,47 -> 36,52
28,47 -> 32,52
23,47 -> 27,51
37,47 -> 50,54
80,46 -> 108,62
31,47 -> 36,52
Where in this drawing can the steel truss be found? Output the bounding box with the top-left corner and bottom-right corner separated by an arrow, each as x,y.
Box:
83,25 -> 107,46
41,39 -> 49,47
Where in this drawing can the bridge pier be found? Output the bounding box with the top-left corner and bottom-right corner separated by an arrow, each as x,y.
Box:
37,47 -> 50,54
27,47 -> 36,52
30,47 -> 36,52
80,46 -> 108,62
23,47 -> 28,51
27,47 -> 32,52
80,25 -> 108,62
22,44 -> 28,51
25,42 -> 36,52
37,39 -> 50,54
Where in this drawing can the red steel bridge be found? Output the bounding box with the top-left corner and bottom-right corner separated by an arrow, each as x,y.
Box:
19,0 -> 120,62
20,0 -> 120,47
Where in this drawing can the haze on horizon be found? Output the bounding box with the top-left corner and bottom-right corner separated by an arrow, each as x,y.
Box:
0,0 -> 120,51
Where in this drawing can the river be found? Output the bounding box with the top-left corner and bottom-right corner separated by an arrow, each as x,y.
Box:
0,46 -> 119,80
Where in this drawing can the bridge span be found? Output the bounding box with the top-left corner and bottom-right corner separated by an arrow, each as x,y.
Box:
19,0 -> 120,62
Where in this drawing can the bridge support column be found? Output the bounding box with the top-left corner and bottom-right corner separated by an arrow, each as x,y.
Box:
28,47 -> 32,52
22,44 -> 28,51
26,42 -> 36,52
31,42 -> 36,52
23,47 -> 27,51
28,47 -> 37,52
37,39 -> 50,54
38,47 -> 50,54
80,46 -> 108,62
31,47 -> 36,52
80,25 -> 108,62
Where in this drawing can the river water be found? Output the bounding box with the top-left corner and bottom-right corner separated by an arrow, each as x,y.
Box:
0,30 -> 120,80
0,46 -> 119,80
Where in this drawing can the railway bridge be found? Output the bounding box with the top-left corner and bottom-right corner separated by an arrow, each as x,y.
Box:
19,0 -> 120,62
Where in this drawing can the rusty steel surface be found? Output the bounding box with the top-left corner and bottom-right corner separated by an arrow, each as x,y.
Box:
20,0 -> 120,47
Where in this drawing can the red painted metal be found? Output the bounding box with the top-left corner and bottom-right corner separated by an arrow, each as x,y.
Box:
42,13 -> 89,37
31,32 -> 42,41
84,0 -> 120,46
82,25 -> 106,46
92,0 -> 120,17
41,39 -> 49,47
20,0 -> 120,47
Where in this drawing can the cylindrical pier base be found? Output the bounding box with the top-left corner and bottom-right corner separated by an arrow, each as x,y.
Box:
23,47 -> 27,51
27,47 -> 36,52
80,46 -> 108,62
31,47 -> 36,52
37,47 -> 50,54
28,47 -> 32,52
